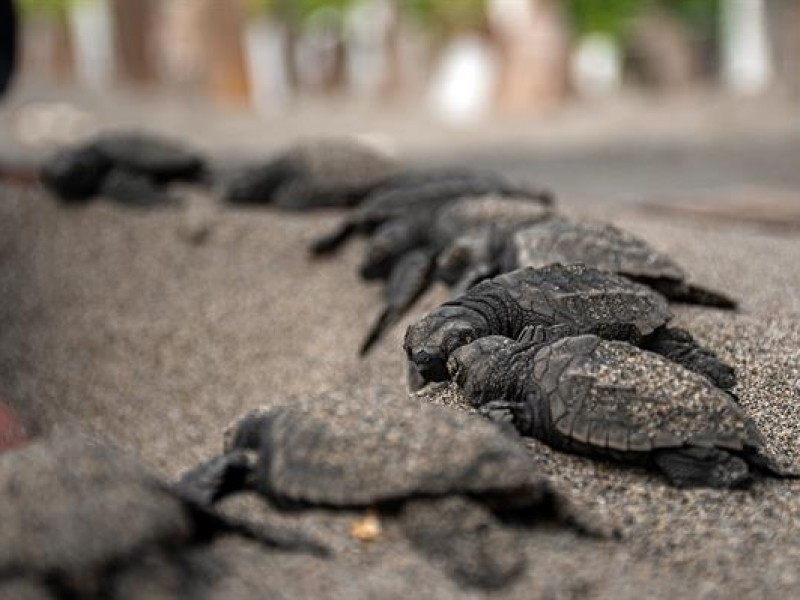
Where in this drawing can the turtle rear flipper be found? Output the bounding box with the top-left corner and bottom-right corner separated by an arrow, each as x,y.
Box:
360,249 -> 435,355
100,169 -> 174,207
192,504 -> 330,557
745,449 -> 800,479
642,327 -> 736,390
505,476 -> 619,540
400,497 -> 525,590
653,447 -> 752,488
643,278 -> 738,310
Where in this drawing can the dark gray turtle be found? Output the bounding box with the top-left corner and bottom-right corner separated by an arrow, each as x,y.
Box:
439,217 -> 737,309
309,171 -> 552,255
448,334 -> 797,488
358,193 -> 553,354
178,391 -> 610,589
361,192 -> 553,281
0,434 -> 324,598
41,131 -> 206,206
222,136 -> 398,209
404,264 -> 735,390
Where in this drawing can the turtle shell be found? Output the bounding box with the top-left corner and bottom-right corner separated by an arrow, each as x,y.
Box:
225,391 -> 545,508
92,133 -> 205,180
0,435 -> 195,575
353,175 -> 542,231
280,137 -> 398,189
506,218 -> 685,282
493,264 -> 672,340
535,335 -> 763,455
432,193 -> 552,241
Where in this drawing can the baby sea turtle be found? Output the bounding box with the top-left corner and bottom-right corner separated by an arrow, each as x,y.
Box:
41,131 -> 207,206
222,136 -> 398,209
438,217 -> 736,308
404,264 -> 735,390
359,193 -> 553,354
0,434 -> 324,598
309,171 -> 552,255
448,334 -> 797,488
178,391 -> 610,589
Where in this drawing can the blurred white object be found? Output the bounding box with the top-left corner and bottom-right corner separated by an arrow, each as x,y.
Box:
571,33 -> 622,98
296,7 -> 345,92
427,35 -> 498,125
244,17 -> 292,116
12,102 -> 96,148
345,0 -> 393,97
67,0 -> 114,89
720,0 -> 773,95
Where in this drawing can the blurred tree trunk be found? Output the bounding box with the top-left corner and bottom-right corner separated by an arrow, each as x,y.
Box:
112,0 -> 156,86
627,7 -> 699,91
199,0 -> 251,107
382,2 -> 403,98
490,0 -> 569,115
51,12 -> 75,84
764,0 -> 800,97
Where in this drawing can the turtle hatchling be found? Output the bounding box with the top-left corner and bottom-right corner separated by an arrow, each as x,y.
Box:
358,193 -> 554,354
439,217 -> 736,308
178,391 -> 610,589
0,434 -> 324,598
41,131 -> 207,206
222,136 -> 398,209
448,334 -> 797,488
309,170 -> 552,255
404,264 -> 735,390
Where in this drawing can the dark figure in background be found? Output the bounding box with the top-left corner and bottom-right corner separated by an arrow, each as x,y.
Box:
0,0 -> 17,97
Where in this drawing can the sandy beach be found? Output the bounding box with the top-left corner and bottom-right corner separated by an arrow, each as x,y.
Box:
1,126 -> 800,598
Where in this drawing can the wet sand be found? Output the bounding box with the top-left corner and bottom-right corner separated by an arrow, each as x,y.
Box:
1,178 -> 799,598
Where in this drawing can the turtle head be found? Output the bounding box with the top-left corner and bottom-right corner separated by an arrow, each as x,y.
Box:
41,144 -> 111,201
404,312 -> 482,386
436,231 -> 490,285
359,219 -> 416,280
447,336 -> 517,405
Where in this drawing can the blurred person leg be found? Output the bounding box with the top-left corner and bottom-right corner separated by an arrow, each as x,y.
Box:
489,0 -> 569,115
112,0 -> 157,87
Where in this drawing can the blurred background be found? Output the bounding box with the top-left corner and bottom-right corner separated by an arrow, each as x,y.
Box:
2,0 -> 800,213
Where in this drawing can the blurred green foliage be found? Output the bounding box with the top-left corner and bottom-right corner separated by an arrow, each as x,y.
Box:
247,0 -> 356,22
19,0 -> 720,41
16,0 -> 70,18
566,0 -> 642,39
405,0 -> 486,31
667,0 -> 719,35
566,0 -> 718,40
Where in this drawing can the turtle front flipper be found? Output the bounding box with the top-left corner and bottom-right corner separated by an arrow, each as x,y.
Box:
176,450 -> 254,505
360,249 -> 435,355
652,447 -> 752,488
642,327 -> 736,389
308,221 -> 357,256
100,168 -> 174,207
400,497 -> 526,590
643,278 -> 738,310
449,263 -> 498,297
516,324 -> 575,345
